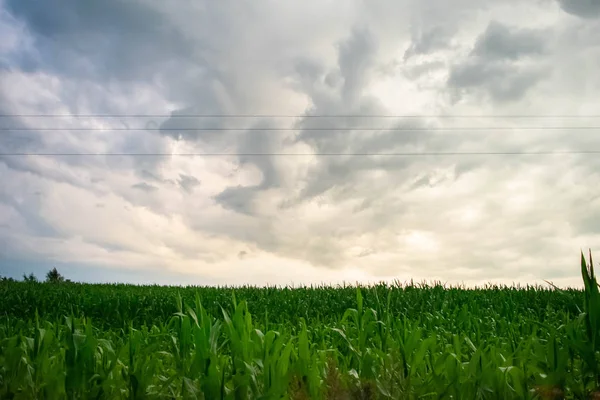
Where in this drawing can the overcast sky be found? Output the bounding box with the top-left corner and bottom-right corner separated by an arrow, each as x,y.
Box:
1,0 -> 600,287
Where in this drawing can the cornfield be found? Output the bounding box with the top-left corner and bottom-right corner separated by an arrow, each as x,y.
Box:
1,251 -> 599,399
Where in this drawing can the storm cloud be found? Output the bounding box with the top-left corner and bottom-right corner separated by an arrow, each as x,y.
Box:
1,0 -> 599,287
447,21 -> 550,103
558,0 -> 600,19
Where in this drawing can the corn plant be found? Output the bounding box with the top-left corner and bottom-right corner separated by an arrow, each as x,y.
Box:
1,251 -> 600,399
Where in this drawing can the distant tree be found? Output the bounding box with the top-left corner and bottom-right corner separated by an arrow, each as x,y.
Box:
23,273 -> 38,283
46,267 -> 65,284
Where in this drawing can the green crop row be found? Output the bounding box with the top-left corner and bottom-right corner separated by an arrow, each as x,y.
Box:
0,251 -> 599,399
0,279 -> 583,331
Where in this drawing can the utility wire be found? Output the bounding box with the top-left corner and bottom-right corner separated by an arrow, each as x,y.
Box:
2,114 -> 600,118
1,151 -> 599,157
0,114 -> 600,118
2,127 -> 600,131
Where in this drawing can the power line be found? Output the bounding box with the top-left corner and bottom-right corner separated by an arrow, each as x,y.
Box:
2,114 -> 600,118
1,151 -> 598,157
2,127 -> 600,131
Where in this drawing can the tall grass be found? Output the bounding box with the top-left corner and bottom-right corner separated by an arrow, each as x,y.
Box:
0,251 -> 598,399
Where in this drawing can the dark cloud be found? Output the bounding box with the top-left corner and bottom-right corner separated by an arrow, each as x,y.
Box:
404,26 -> 453,60
291,65 -> 495,208
168,24 -> 415,265
337,27 -> 379,103
213,186 -> 257,215
160,111 -> 286,214
178,174 -> 200,193
2,0 -> 265,200
448,60 -> 546,102
3,0 -> 193,81
471,21 -> 546,60
447,21 -> 549,103
288,27 -> 485,209
236,125 -> 283,191
131,182 -> 158,192
294,58 -> 327,84
558,0 -> 600,19
289,29 -> 407,204
138,170 -> 163,183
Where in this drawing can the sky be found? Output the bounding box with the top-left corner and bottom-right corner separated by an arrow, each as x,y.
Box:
1,0 -> 600,288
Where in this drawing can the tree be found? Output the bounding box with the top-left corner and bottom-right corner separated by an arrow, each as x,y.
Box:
23,273 -> 38,283
46,267 -> 65,283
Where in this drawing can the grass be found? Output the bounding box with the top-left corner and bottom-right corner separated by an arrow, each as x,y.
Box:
0,251 -> 598,399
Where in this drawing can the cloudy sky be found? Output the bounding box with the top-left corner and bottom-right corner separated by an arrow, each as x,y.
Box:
1,0 -> 600,287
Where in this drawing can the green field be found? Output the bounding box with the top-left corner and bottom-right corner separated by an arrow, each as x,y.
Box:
1,252 -> 600,399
